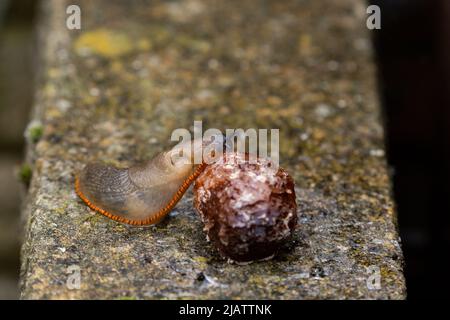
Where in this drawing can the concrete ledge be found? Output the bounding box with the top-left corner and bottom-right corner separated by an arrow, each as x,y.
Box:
20,0 -> 406,299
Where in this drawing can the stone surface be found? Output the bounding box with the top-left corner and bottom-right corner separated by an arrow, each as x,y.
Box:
20,0 -> 406,299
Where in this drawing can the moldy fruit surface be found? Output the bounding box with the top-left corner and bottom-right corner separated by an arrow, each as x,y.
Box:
194,152 -> 297,263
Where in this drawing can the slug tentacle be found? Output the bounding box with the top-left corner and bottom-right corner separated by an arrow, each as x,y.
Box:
75,135 -> 222,226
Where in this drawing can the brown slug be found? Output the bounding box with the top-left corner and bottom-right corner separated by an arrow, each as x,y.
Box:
194,152 -> 297,263
75,136 -> 222,226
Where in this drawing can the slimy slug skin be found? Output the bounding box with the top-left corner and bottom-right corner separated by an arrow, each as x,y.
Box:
75,136 -> 222,226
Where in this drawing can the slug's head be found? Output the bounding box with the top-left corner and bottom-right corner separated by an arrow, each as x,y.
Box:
168,133 -> 226,167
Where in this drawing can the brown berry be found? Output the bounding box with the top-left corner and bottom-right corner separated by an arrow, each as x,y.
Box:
193,152 -> 297,263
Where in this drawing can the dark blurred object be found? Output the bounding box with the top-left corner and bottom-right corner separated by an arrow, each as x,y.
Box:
0,0 -> 38,299
371,0 -> 450,299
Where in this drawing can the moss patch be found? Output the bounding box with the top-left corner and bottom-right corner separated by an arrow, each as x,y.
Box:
18,163 -> 32,186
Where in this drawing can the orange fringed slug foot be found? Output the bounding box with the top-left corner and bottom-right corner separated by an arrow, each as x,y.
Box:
74,162 -> 207,226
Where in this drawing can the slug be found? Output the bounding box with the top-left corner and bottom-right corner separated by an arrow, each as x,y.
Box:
193,152 -> 297,263
75,135 -> 224,226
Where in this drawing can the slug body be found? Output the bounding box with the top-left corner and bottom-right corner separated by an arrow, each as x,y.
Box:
194,152 -> 298,263
75,136 -> 223,226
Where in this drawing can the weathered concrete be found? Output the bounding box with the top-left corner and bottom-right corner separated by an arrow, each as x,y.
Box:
20,0 -> 406,299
